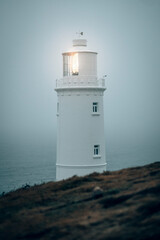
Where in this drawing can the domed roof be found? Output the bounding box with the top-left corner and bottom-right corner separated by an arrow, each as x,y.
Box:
72,39 -> 87,47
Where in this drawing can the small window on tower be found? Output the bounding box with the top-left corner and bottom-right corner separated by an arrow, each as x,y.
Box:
57,102 -> 59,116
94,145 -> 100,156
93,102 -> 98,113
57,102 -> 59,112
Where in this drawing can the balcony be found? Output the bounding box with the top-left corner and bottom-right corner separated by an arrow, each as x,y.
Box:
55,76 -> 105,89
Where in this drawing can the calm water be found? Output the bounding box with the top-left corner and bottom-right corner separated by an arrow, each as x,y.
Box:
0,138 -> 159,194
0,138 -> 56,194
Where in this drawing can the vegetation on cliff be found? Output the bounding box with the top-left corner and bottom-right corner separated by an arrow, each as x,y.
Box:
0,162 -> 160,239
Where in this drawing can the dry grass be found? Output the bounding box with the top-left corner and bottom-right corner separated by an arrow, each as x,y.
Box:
0,162 -> 160,240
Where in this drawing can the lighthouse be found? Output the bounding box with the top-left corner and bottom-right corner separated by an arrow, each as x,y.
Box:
55,35 -> 106,180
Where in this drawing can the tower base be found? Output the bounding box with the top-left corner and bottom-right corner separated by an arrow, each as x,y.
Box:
56,163 -> 107,181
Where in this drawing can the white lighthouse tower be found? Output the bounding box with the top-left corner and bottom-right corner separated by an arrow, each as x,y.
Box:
55,35 -> 106,180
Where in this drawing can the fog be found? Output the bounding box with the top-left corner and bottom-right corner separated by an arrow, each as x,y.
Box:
1,0 -> 160,166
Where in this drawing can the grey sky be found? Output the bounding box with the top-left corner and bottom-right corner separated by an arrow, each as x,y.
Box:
0,0 -> 160,159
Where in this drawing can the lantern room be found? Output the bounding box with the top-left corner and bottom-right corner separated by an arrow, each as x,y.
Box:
62,39 -> 97,77
63,53 -> 79,76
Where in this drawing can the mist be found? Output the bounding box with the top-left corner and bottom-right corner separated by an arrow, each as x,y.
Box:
1,0 -> 160,177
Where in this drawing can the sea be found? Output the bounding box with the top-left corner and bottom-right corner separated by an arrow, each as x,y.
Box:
0,137 -> 159,195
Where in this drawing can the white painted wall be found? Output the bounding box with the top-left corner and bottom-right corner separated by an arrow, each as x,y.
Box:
56,88 -> 106,180
78,52 -> 97,76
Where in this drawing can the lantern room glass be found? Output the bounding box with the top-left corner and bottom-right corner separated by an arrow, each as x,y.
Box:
63,53 -> 79,76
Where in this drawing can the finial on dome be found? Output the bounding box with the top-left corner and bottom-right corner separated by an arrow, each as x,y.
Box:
76,31 -> 84,38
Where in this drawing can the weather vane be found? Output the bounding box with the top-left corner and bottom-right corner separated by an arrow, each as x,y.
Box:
76,31 -> 84,38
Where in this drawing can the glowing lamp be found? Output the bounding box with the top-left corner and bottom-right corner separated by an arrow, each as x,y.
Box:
71,53 -> 78,75
63,53 -> 79,76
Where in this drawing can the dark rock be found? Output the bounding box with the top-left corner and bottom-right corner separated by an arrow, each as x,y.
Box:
92,186 -> 103,199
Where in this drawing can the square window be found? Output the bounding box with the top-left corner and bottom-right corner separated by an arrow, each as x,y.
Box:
93,102 -> 98,113
57,102 -> 59,113
94,145 -> 100,156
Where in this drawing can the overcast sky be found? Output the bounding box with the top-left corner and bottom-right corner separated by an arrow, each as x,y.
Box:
1,0 -> 160,158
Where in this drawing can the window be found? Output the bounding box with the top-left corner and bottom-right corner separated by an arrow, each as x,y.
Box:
57,102 -> 59,113
93,102 -> 98,113
94,145 -> 100,156
57,102 -> 59,116
72,53 -> 79,75
63,55 -> 69,76
63,53 -> 79,76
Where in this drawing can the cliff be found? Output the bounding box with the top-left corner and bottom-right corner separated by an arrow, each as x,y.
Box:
0,162 -> 160,240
